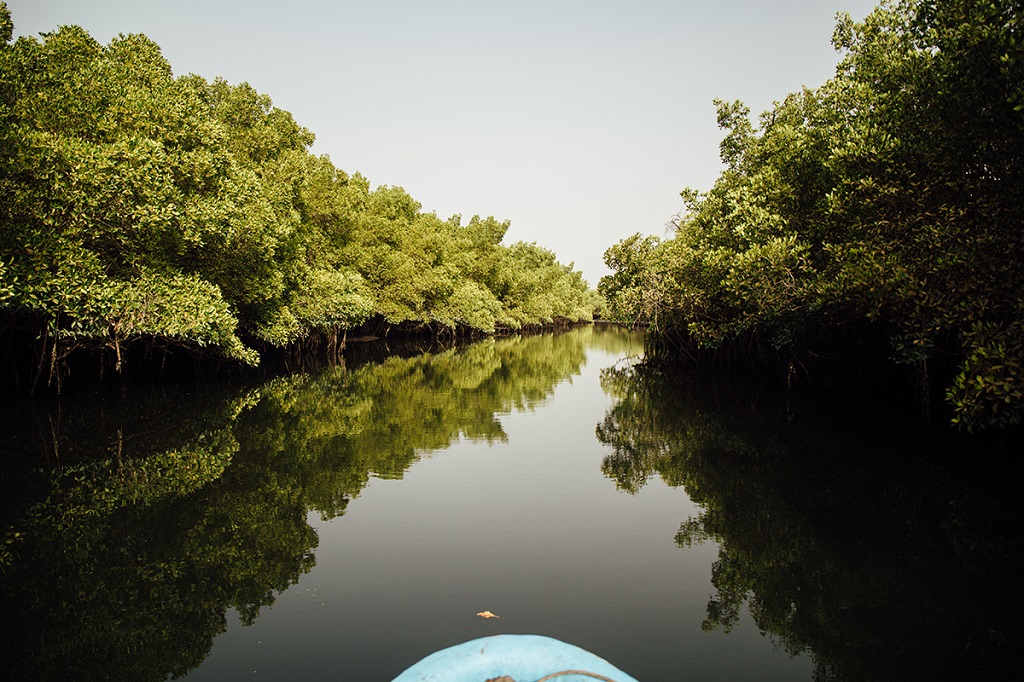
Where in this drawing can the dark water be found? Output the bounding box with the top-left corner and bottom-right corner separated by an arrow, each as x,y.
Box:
1,325 -> 1021,680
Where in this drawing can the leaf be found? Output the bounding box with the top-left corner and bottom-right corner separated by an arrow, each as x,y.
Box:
476,610 -> 500,619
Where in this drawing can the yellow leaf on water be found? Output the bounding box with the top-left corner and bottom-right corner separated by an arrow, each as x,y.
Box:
476,610 -> 500,619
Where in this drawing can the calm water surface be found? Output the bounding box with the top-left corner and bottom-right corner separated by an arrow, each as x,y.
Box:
2,325 -> 1020,680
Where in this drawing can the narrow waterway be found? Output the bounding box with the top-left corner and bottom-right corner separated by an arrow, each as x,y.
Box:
2,325 -> 1020,680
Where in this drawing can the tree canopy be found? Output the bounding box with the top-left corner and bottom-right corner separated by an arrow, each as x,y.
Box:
0,3 -> 598,390
599,0 -> 1024,430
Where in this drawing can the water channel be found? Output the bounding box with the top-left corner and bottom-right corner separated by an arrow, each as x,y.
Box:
1,324 -> 1020,680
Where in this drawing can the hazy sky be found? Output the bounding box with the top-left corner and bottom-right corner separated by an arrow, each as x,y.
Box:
8,0 -> 880,286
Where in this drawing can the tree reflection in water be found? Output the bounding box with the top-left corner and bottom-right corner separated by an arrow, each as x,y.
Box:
0,329 -> 609,680
596,362 -> 1024,681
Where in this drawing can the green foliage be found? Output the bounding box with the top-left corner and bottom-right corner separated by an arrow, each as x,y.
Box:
947,320 -> 1024,429
0,8 -> 596,387
498,241 -> 594,328
0,21 -> 264,368
598,233 -> 662,327
0,3 -> 11,46
600,0 -> 1024,429
288,268 -> 375,335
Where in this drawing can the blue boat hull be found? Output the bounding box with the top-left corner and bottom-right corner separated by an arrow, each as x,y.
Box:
392,634 -> 639,682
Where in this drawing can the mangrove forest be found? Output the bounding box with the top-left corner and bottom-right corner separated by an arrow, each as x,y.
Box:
0,2 -> 599,393
599,0 -> 1024,431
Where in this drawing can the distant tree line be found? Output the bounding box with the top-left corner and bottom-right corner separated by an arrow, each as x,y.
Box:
599,0 -> 1024,430
0,3 -> 600,391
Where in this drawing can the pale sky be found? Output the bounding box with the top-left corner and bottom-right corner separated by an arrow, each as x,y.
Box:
8,0 -> 880,286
